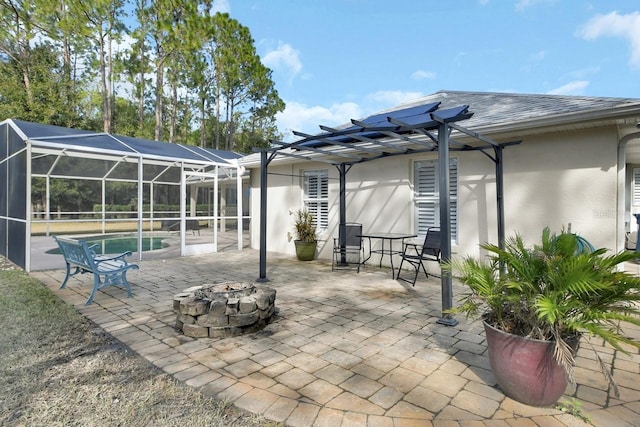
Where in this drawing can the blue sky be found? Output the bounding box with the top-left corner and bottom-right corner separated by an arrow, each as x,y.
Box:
214,0 -> 640,139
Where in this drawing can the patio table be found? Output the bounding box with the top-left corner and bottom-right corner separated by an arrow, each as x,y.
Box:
359,232 -> 417,277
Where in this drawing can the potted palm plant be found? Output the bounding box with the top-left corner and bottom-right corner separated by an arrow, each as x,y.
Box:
293,208 -> 317,261
446,227 -> 640,406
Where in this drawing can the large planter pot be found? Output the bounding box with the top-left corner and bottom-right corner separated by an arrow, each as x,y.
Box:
483,321 -> 572,407
294,240 -> 317,261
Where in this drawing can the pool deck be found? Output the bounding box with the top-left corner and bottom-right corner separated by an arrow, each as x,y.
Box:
29,250 -> 640,426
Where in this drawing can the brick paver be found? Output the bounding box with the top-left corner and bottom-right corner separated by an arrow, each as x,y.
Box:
31,250 -> 640,426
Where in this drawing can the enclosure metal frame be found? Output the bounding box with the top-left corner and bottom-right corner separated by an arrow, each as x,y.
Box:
0,119 -> 247,272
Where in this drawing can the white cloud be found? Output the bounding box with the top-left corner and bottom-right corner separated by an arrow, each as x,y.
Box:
454,51 -> 467,66
411,70 -> 437,80
515,0 -> 554,12
529,50 -> 546,61
366,90 -> 425,107
276,91 -> 427,141
565,66 -> 600,80
546,80 -> 589,95
262,42 -> 303,79
276,101 -> 362,140
478,0 -> 489,5
578,11 -> 640,68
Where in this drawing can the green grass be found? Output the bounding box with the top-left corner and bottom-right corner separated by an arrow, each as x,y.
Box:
0,268 -> 281,427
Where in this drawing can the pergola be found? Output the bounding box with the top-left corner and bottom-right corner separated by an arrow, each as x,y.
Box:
0,119 -> 246,271
256,102 -> 520,325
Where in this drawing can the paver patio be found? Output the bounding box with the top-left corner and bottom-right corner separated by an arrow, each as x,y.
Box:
31,250 -> 640,426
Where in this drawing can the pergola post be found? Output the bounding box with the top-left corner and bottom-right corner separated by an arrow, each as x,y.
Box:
436,122 -> 458,326
495,145 -> 505,250
258,150 -> 269,282
338,163 -> 347,263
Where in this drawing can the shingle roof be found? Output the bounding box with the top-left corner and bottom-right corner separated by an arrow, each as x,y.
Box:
393,90 -> 640,131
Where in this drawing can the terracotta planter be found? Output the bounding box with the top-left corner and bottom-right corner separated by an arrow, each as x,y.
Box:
483,321 -> 573,406
294,240 -> 317,261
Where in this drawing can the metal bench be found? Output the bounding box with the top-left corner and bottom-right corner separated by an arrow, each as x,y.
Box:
53,236 -> 139,305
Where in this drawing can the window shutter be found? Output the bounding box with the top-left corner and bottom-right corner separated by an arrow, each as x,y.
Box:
303,170 -> 329,230
634,168 -> 640,206
414,159 -> 458,240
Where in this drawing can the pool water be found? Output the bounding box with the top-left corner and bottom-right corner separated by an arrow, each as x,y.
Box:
89,236 -> 167,254
47,235 -> 168,255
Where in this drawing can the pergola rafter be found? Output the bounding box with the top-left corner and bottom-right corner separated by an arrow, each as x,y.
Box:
256,102 -> 520,324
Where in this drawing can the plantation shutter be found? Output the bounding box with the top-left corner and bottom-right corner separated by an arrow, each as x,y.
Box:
303,170 -> 329,230
414,158 -> 458,240
633,168 -> 640,206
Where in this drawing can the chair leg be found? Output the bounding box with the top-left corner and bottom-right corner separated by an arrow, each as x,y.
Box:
419,260 -> 429,279
396,257 -> 406,280
410,263 -> 420,286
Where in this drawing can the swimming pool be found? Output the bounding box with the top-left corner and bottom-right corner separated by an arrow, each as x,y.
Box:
47,235 -> 169,255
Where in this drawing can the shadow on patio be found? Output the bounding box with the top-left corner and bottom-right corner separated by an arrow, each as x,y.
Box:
31,250 -> 640,426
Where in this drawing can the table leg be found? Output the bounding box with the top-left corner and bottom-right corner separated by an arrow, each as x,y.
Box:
389,239 -> 395,277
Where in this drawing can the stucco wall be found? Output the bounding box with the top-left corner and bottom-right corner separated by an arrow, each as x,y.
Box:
501,127 -> 618,252
249,126 -> 621,262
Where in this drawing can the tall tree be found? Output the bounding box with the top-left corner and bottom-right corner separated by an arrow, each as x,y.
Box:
210,13 -> 284,151
128,0 -> 152,135
0,0 -> 37,115
33,0 -> 92,128
140,0 -> 203,141
70,0 -> 126,133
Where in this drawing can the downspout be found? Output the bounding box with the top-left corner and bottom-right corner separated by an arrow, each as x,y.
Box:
437,122 -> 458,326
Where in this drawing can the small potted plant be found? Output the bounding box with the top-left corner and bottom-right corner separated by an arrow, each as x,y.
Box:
293,208 -> 317,261
445,227 -> 640,406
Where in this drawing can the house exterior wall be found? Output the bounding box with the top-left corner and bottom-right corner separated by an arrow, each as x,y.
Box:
501,127 -> 618,252
249,126 -> 621,263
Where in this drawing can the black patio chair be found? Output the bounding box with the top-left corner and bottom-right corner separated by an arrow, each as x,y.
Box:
332,223 -> 365,273
396,227 -> 441,286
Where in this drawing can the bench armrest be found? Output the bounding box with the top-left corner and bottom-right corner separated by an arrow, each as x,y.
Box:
94,251 -> 133,263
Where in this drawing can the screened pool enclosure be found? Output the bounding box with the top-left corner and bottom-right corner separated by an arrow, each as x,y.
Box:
0,119 -> 248,271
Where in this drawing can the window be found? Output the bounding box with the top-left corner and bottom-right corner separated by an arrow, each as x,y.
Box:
303,169 -> 328,230
414,158 -> 458,240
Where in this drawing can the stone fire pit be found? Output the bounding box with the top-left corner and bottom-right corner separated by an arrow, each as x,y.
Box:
173,282 -> 276,338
